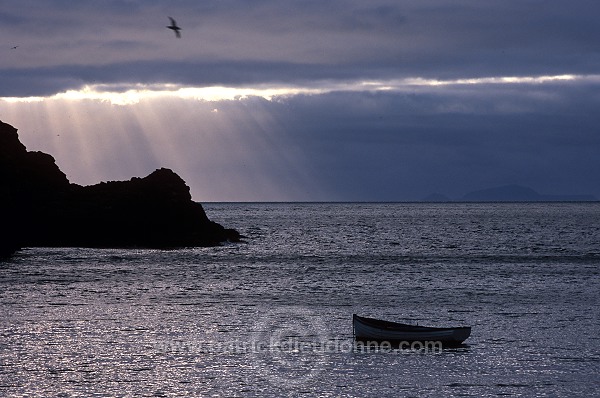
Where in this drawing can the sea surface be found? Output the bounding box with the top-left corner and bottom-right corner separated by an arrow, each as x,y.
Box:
1,202 -> 599,397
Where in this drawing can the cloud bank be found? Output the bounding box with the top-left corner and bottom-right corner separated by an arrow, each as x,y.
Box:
3,0 -> 600,96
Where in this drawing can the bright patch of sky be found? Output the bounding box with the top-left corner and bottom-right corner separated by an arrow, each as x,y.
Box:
3,74 -> 597,105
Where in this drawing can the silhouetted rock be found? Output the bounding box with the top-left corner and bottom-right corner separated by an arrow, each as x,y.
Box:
0,120 -> 240,257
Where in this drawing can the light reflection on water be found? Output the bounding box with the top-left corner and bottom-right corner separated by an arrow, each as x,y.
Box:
1,203 -> 599,396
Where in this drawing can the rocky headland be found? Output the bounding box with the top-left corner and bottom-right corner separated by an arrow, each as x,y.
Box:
0,120 -> 240,257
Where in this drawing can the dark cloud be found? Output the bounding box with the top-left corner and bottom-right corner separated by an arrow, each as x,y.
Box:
275,84 -> 600,200
2,0 -> 600,95
0,60 -> 377,97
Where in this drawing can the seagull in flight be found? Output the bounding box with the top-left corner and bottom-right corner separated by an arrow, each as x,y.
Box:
167,17 -> 182,38
11,45 -> 18,50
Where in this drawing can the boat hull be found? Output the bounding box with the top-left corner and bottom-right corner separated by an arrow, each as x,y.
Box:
353,314 -> 471,346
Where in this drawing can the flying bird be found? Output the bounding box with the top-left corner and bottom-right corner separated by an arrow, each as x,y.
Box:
11,45 -> 18,50
167,17 -> 182,38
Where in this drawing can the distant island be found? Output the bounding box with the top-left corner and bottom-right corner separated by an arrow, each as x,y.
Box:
0,120 -> 240,257
421,193 -> 453,202
422,184 -> 597,202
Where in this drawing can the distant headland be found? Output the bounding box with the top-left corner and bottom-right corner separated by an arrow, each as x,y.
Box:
0,120 -> 241,257
422,184 -> 597,202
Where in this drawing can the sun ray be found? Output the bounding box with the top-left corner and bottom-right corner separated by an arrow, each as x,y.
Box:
2,72 -> 598,200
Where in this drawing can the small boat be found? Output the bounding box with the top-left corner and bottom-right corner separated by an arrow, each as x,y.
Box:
353,314 -> 471,346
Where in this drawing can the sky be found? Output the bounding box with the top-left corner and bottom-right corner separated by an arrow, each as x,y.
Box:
1,0 -> 599,201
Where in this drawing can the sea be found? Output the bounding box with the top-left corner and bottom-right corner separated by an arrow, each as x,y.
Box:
1,202 -> 599,397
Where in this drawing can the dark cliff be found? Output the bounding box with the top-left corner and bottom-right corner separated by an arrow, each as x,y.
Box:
1,120 -> 240,257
